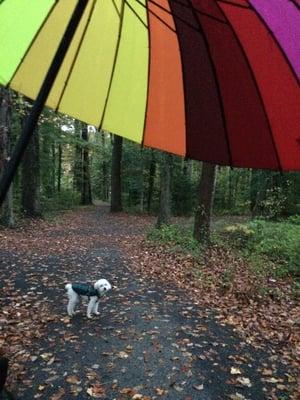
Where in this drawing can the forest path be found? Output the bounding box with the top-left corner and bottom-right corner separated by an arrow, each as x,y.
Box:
0,206 -> 293,400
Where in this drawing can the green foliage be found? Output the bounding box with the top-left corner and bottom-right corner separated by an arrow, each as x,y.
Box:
222,223 -> 255,246
171,159 -> 197,216
286,214 -> 300,225
257,186 -> 288,219
219,218 -> 300,278
148,224 -> 202,257
41,189 -> 80,212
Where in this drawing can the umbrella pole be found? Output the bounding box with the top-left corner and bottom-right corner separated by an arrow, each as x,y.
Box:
0,0 -> 89,206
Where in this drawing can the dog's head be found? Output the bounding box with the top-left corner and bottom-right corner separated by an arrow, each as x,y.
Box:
94,279 -> 112,295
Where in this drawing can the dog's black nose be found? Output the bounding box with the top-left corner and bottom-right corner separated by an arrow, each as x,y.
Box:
104,288 -> 107,291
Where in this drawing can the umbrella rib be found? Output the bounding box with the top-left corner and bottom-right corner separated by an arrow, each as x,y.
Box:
185,0 -> 233,165
216,2 -> 283,170
124,0 -> 148,28
55,0 -> 98,112
111,0 -> 122,17
134,0 -> 226,28
6,1 -> 58,89
98,0 -> 127,130
133,0 -> 176,32
218,0 -> 249,9
248,2 -> 299,85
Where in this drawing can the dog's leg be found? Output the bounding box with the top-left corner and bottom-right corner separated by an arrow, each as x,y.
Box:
87,297 -> 97,318
67,299 -> 74,316
93,300 -> 100,315
67,292 -> 79,316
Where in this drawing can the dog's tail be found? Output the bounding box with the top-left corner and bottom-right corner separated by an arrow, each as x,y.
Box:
65,283 -> 72,291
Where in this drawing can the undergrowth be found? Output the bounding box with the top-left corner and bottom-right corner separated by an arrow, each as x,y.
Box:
147,218 -> 300,295
147,224 -> 203,260
219,218 -> 300,280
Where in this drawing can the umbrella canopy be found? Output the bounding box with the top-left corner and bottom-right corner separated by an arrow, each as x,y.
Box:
0,0 -> 299,170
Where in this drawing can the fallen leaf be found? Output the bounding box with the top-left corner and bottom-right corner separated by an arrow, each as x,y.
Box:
155,387 -> 168,395
49,388 -> 65,400
118,351 -> 129,359
236,377 -> 252,387
66,375 -> 81,385
132,395 -> 143,400
228,394 -> 248,400
230,367 -> 242,375
193,384 -> 204,391
86,384 -> 106,398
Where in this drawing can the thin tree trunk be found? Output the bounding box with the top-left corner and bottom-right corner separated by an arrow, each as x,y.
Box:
51,144 -> 56,193
147,150 -> 156,213
21,99 -> 41,217
81,124 -> 92,205
101,132 -> 109,201
228,168 -> 234,210
0,88 -> 14,227
57,144 -> 62,192
21,130 -> 41,217
73,139 -> 82,192
193,162 -> 217,244
156,153 -> 172,228
110,135 -> 123,212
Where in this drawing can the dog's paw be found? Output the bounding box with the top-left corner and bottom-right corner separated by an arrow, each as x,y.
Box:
94,311 -> 100,315
87,314 -> 92,319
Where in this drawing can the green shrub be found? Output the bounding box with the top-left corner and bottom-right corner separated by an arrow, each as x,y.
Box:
222,223 -> 255,247
220,219 -> 300,278
147,224 -> 202,257
286,214 -> 300,225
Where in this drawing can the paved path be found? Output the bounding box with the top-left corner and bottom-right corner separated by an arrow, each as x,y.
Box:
0,206 -> 292,399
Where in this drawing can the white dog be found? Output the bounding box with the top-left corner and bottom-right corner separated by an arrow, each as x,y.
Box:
65,279 -> 111,318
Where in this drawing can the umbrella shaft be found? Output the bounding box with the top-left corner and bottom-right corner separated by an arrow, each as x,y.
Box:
0,0 -> 89,206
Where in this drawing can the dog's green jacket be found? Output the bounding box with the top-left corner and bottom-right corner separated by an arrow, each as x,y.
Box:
72,283 -> 99,298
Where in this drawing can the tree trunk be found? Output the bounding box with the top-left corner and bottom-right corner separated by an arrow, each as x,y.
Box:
73,137 -> 82,193
147,150 -> 156,213
101,132 -> 109,201
156,153 -> 172,228
0,88 -> 14,227
21,99 -> 41,217
57,144 -> 62,192
110,135 -> 123,212
81,124 -> 92,205
228,168 -> 234,210
193,162 -> 217,244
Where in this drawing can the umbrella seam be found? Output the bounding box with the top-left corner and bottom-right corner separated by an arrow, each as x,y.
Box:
290,0 -> 300,10
6,1 -> 58,88
248,2 -> 300,86
141,0 -> 151,148
98,0 -> 126,130
56,0 -> 98,113
166,0 -> 190,159
185,0 -> 233,165
216,1 -> 283,170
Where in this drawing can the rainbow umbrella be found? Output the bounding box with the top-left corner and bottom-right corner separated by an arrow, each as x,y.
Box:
0,0 -> 299,202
